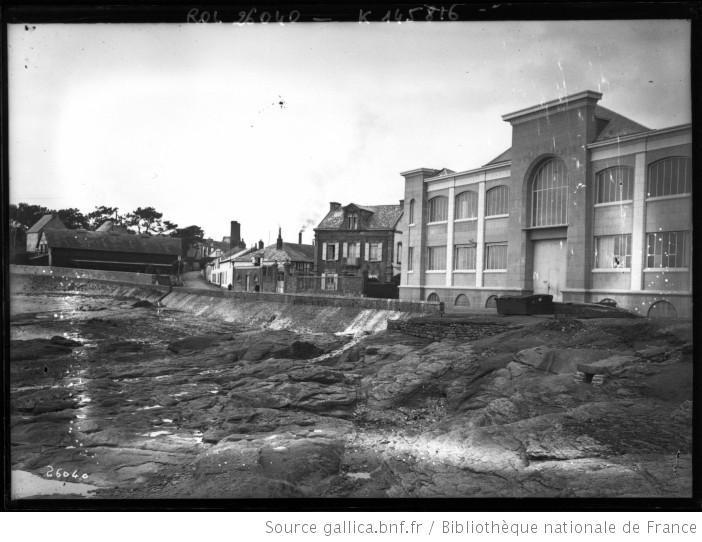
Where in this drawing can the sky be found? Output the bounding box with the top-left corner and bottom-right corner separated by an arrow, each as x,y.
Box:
8,20 -> 691,244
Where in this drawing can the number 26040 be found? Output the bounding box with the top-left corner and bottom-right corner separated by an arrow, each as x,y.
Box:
46,465 -> 89,480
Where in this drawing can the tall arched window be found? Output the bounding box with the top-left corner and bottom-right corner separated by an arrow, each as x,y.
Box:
428,196 -> 448,222
530,158 -> 568,227
647,157 -> 691,198
408,199 -> 415,224
595,166 -> 634,203
455,190 -> 478,219
485,185 -> 509,216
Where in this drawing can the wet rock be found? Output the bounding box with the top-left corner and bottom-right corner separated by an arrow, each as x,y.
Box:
258,438 -> 344,485
288,367 -> 347,384
577,355 -> 637,376
100,340 -> 145,354
274,341 -> 324,360
635,345 -> 670,362
50,336 -> 83,347
11,339 -> 73,360
131,300 -> 155,308
167,335 -> 223,354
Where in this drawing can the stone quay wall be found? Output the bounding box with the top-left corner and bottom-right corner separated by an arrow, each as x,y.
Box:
174,285 -> 439,314
10,265 -> 440,315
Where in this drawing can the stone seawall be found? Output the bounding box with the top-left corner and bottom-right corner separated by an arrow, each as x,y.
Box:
387,317 -> 519,341
174,285 -> 439,314
9,266 -> 170,305
10,264 -> 158,286
10,265 -> 439,315
10,265 -> 436,335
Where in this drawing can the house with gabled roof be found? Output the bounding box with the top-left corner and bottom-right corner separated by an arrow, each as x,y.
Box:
226,229 -> 315,293
314,201 -> 404,292
26,214 -> 66,255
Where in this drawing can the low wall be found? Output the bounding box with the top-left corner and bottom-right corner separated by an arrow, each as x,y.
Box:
387,317 -> 517,341
10,264 -> 156,286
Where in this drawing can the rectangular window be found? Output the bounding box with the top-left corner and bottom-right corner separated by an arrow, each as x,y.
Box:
369,242 -> 382,262
396,242 -> 402,264
347,213 -> 358,229
594,234 -> 632,268
407,247 -> 414,271
485,243 -> 507,270
426,246 -> 447,271
324,275 -> 338,290
326,243 -> 336,261
345,242 -> 359,265
454,245 -> 476,270
346,242 -> 359,258
646,231 -> 688,268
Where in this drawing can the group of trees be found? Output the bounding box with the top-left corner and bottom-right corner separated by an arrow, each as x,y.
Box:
9,202 -> 205,242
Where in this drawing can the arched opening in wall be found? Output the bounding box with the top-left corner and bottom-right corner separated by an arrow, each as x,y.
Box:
428,196 -> 448,222
647,300 -> 677,319
455,294 -> 470,307
427,292 -> 440,303
529,157 -> 568,227
485,295 -> 498,308
598,298 -> 618,307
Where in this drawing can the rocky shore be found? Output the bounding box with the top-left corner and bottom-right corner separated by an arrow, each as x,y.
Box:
10,280 -> 692,499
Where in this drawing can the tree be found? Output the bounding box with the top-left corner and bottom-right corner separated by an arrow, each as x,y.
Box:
153,219 -> 179,236
86,205 -> 120,229
172,225 -> 205,241
56,208 -> 89,230
9,203 -> 53,231
125,206 -> 164,235
172,225 -> 205,257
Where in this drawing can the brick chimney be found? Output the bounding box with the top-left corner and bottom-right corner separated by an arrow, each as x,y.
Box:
330,202 -> 341,211
399,199 -> 404,207
276,227 -> 283,250
298,231 -> 303,244
230,221 -> 240,249
258,240 -> 264,250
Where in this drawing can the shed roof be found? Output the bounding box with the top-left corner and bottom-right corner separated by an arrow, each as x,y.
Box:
317,203 -> 402,230
43,229 -> 182,256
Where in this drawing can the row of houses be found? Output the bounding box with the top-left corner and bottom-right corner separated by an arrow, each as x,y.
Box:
207,90 -> 692,318
207,202 -> 404,298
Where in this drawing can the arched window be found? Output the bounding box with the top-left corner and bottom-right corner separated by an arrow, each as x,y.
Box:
485,295 -> 498,308
427,292 -> 440,303
428,196 -> 448,222
455,294 -> 470,306
530,158 -> 568,227
595,166 -> 634,203
647,157 -> 691,198
455,191 -> 478,220
408,199 -> 415,224
647,300 -> 677,319
485,186 -> 509,217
